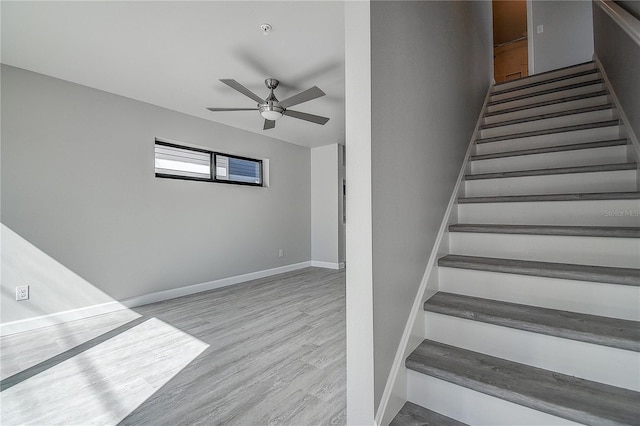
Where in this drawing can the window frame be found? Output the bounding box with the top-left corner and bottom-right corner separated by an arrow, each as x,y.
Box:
213,152 -> 264,187
154,140 -> 264,187
154,140 -> 213,182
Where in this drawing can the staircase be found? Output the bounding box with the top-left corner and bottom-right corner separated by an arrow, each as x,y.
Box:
391,61 -> 640,426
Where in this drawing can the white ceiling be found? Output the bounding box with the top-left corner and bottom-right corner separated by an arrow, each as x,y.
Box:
1,1 -> 346,149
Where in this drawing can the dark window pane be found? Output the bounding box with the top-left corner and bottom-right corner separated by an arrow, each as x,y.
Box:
228,157 -> 262,184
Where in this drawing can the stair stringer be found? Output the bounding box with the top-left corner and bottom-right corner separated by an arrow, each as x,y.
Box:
593,54 -> 640,173
375,86 -> 492,426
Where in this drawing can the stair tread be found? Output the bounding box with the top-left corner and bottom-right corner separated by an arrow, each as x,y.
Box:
458,191 -> 640,203
487,79 -> 604,107
492,68 -> 600,96
448,224 -> 640,238
476,120 -> 620,144
465,162 -> 636,180
486,91 -> 609,118
406,340 -> 640,426
390,401 -> 468,426
493,61 -> 595,89
480,103 -> 614,130
438,254 -> 640,286
425,292 -> 640,351
470,139 -> 628,161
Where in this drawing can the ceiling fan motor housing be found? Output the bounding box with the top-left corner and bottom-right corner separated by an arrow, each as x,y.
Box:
259,103 -> 284,119
259,78 -> 284,120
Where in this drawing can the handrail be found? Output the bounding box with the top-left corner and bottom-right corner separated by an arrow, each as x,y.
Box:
494,35 -> 528,49
594,0 -> 640,47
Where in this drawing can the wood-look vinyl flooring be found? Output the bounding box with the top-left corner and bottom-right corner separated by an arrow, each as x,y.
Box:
0,267 -> 346,426
1,309 -> 143,381
2,318 -> 210,425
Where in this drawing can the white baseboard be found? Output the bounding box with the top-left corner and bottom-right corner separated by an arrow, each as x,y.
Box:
0,261 -> 313,337
310,260 -> 345,270
0,301 -> 130,337
119,261 -> 314,309
375,85 -> 494,426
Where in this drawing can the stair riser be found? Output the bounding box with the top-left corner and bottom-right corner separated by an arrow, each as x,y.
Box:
475,125 -> 621,155
458,199 -> 640,226
406,371 -> 579,426
464,169 -> 637,197
484,96 -> 610,125
449,233 -> 640,268
470,145 -> 629,174
439,267 -> 640,321
487,84 -> 605,113
491,75 -> 601,103
480,109 -> 615,139
424,312 -> 640,391
494,62 -> 597,92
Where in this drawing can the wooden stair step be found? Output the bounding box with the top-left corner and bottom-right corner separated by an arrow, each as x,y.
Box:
390,401 -> 468,426
424,292 -> 640,351
485,90 -> 609,117
487,79 -> 604,107
437,254 -> 640,286
448,224 -> 640,238
458,191 -> 640,204
465,162 -> 636,180
476,120 -> 620,144
480,103 -> 614,130
406,340 -> 640,426
491,68 -> 600,96
470,139 -> 628,161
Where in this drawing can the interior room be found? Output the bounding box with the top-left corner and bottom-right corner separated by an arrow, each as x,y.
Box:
2,1 -> 346,424
2,0 -> 639,425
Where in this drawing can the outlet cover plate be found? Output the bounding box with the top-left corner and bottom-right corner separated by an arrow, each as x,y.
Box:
16,285 -> 29,301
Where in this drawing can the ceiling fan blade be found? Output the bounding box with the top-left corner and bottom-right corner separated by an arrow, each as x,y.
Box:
283,110 -> 330,125
263,119 -> 276,130
279,86 -> 326,108
219,79 -> 265,103
207,107 -> 257,112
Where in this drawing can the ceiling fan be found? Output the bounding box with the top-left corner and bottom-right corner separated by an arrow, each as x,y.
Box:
207,78 -> 330,130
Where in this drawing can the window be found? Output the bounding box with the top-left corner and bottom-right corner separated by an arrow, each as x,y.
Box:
215,154 -> 262,185
154,140 -> 263,187
155,143 -> 211,180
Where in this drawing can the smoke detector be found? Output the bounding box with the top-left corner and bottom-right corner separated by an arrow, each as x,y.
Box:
260,23 -> 272,35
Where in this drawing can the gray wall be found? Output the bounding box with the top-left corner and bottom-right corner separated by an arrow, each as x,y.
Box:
370,0 -> 493,409
531,0 -> 594,73
311,143 -> 340,265
594,2 -> 640,143
1,65 -> 311,323
338,144 -> 345,265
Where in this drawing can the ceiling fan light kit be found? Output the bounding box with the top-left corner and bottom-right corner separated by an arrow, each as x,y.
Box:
260,108 -> 284,121
207,77 -> 330,130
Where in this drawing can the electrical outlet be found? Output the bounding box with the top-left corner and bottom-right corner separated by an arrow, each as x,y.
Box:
278,249 -> 284,258
16,285 -> 29,301
537,24 -> 544,34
